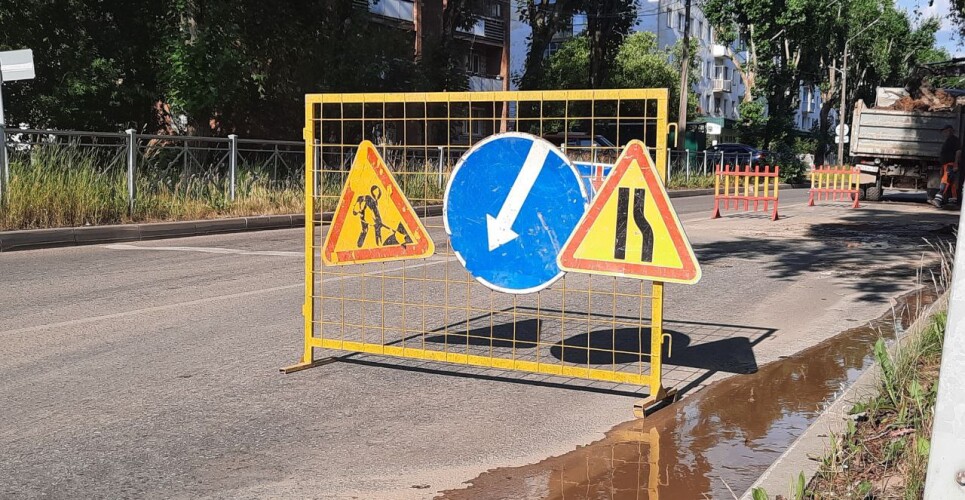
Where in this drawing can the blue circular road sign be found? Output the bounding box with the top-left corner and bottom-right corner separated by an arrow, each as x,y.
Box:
444,132 -> 589,294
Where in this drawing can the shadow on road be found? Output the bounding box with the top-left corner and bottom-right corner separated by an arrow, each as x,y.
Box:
694,209 -> 956,303
549,328 -> 760,375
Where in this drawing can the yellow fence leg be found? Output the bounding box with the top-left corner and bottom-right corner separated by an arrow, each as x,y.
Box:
633,282 -> 677,418
282,100 -> 337,373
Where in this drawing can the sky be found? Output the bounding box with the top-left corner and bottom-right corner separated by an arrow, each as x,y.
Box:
897,0 -> 964,56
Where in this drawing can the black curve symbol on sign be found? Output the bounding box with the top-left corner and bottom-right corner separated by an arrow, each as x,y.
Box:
613,187 -> 654,262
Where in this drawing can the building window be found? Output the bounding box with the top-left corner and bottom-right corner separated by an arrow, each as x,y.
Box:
708,24 -> 713,42
491,2 -> 502,18
715,96 -> 722,115
678,13 -> 685,32
468,52 -> 483,75
698,20 -> 704,41
667,10 -> 674,28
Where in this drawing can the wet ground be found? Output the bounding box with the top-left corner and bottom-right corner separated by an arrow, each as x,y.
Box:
439,289 -> 938,500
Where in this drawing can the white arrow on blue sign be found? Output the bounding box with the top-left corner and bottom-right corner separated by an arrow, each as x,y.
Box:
444,132 -> 589,294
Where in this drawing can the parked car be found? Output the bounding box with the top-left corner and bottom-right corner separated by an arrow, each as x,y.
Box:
542,133 -> 619,162
705,143 -> 769,166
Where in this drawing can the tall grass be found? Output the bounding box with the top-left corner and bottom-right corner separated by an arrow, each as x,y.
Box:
0,145 -> 304,230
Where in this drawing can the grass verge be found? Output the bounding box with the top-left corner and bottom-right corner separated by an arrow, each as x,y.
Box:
0,146 -> 304,230
1,145 -> 720,231
804,309 -> 946,499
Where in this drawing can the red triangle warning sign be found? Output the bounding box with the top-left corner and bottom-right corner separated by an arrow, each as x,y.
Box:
557,140 -> 701,284
322,141 -> 434,265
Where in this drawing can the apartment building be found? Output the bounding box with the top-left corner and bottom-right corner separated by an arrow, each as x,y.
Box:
359,0 -> 511,92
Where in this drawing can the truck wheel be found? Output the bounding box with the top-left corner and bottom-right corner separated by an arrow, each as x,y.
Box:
858,186 -> 867,201
865,186 -> 883,202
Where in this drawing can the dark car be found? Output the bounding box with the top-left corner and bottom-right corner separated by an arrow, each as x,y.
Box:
542,133 -> 619,162
705,143 -> 769,166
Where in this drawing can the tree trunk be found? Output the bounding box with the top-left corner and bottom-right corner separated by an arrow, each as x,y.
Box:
815,100 -> 833,165
519,1 -> 578,89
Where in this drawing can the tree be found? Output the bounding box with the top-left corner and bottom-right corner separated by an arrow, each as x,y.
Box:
583,0 -> 637,88
516,0 -> 635,90
539,32 -> 690,120
160,0 -> 424,137
0,1 -> 166,130
704,0 -> 946,154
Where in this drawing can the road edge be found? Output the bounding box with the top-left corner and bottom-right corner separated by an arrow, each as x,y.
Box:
0,187 -> 798,252
739,290 -> 950,499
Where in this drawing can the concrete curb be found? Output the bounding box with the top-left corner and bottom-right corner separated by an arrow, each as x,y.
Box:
0,215 -> 305,252
0,187 -> 795,253
740,291 -> 950,499
0,205 -> 449,253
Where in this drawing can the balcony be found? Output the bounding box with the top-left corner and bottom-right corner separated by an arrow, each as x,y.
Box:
469,75 -> 504,92
458,20 -> 485,36
456,17 -> 507,44
357,0 -> 414,23
713,79 -> 732,93
712,44 -> 728,58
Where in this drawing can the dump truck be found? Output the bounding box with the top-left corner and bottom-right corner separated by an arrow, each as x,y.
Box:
849,87 -> 965,201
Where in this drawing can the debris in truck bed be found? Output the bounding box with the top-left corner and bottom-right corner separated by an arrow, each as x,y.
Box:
883,85 -> 957,111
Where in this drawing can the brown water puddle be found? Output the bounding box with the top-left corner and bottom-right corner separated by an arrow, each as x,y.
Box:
438,289 -> 937,500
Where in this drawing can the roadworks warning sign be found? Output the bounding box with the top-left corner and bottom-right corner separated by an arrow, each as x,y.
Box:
322,141 -> 434,265
557,140 -> 700,284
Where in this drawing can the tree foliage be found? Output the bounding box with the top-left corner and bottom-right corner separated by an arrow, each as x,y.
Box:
538,32 -> 691,120
515,0 -> 637,90
703,0 -> 947,153
0,0 -> 477,138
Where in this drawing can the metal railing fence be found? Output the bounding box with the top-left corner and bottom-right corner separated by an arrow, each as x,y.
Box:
0,128 -> 304,212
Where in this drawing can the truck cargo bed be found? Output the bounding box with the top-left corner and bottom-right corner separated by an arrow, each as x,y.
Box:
849,100 -> 964,161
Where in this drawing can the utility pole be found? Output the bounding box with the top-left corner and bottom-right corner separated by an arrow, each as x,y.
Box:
837,42 -> 848,164
837,14 -> 883,164
677,0 -> 692,150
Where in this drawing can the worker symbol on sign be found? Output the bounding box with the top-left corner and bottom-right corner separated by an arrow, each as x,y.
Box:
558,140 -> 701,284
352,185 -> 413,248
322,141 -> 434,266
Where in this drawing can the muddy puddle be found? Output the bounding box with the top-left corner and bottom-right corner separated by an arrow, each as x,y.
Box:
438,288 -> 938,500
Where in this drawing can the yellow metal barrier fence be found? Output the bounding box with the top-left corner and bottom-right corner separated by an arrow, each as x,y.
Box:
287,89 -> 672,416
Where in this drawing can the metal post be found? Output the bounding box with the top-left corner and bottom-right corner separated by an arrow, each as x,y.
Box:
703,150 -> 709,175
925,206 -> 965,498
126,129 -> 136,216
0,69 -> 6,204
314,139 -> 320,196
837,42 -> 848,165
228,134 -> 238,201
437,146 -> 445,188
685,151 -> 691,180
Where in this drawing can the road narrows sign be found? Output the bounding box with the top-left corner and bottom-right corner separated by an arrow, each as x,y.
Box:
445,132 -> 589,294
557,140 -> 701,284
322,141 -> 434,265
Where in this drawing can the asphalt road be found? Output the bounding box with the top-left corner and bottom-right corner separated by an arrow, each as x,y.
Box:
0,189 -> 956,499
